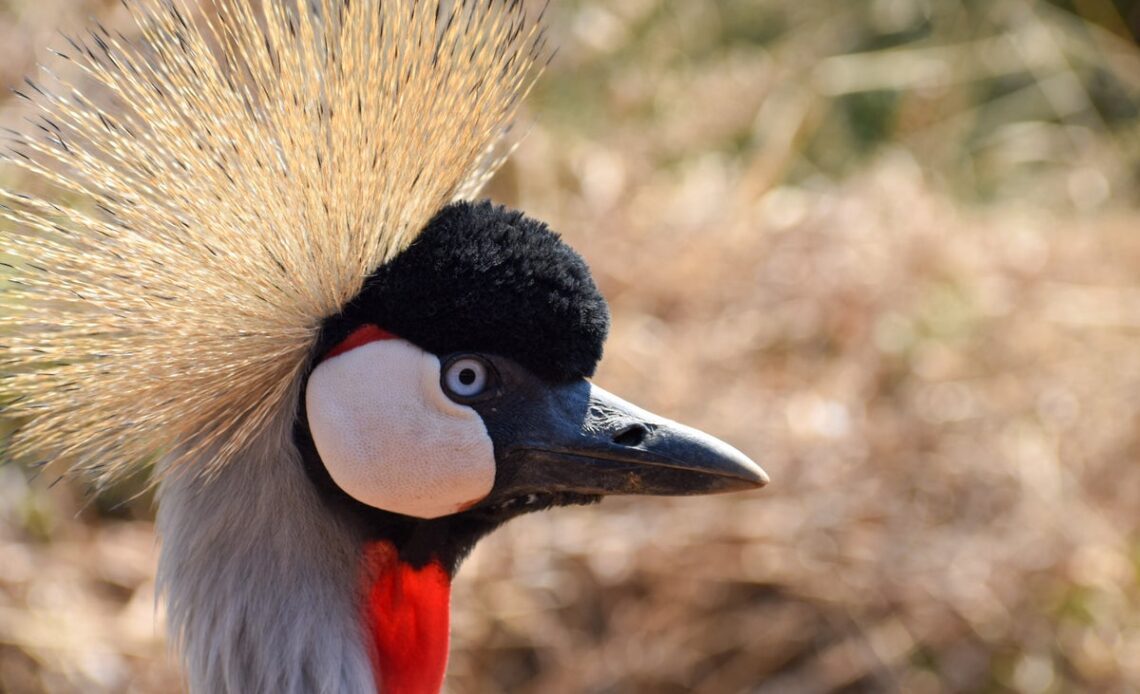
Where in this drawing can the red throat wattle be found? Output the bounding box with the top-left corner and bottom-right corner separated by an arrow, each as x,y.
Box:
360,542 -> 452,694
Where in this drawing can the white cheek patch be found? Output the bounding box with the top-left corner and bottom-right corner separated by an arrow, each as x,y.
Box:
305,339 -> 496,519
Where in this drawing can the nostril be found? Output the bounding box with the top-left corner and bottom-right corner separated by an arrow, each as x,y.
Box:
612,423 -> 649,447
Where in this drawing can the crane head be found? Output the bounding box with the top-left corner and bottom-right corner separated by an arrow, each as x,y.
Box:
296,200 -> 767,573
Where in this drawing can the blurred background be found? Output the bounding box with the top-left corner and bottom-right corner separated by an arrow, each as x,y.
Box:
2,0 -> 1140,692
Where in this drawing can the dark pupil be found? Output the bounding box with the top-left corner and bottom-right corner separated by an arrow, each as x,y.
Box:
458,368 -> 477,386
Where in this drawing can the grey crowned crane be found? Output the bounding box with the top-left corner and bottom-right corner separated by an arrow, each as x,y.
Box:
0,1 -> 767,692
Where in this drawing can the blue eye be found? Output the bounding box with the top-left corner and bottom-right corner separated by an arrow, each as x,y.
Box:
444,357 -> 488,398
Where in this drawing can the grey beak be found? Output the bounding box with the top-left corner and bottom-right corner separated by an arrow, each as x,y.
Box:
476,379 -> 767,505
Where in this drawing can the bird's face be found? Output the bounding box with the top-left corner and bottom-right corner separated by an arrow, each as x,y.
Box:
295,201 -> 767,570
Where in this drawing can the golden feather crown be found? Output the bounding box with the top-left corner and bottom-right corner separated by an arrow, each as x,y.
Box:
0,0 -> 543,482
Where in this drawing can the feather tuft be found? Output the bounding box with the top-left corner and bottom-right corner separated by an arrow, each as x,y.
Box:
0,0 -> 544,483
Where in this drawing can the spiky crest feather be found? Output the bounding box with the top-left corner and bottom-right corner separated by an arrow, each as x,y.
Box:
0,0 -> 544,482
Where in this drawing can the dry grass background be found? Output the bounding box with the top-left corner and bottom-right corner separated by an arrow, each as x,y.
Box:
2,0 -> 1140,692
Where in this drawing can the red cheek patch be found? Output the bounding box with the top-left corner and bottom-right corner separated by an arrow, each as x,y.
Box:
323,324 -> 397,361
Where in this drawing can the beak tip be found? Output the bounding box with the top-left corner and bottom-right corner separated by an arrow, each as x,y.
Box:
733,457 -> 769,490
754,466 -> 771,488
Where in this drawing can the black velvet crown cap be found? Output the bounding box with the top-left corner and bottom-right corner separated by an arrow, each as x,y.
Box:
317,200 -> 611,382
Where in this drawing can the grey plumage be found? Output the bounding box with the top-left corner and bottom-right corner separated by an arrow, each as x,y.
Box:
159,391 -> 375,693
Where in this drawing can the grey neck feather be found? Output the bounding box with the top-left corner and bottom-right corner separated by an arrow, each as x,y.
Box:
156,402 -> 377,694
